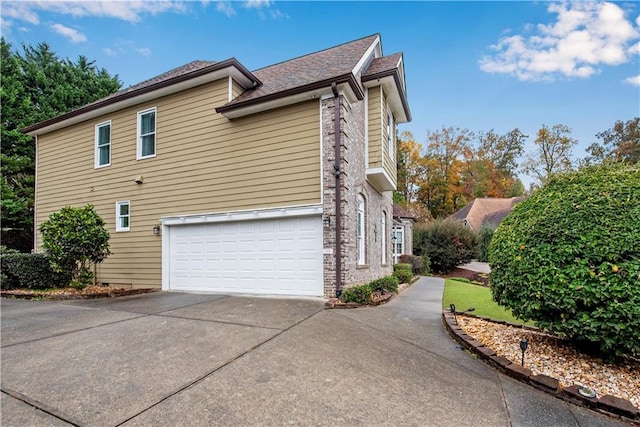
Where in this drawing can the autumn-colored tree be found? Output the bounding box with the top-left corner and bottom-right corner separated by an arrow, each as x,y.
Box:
421,126 -> 473,218
396,131 -> 427,203
585,117 -> 639,165
521,124 -> 577,183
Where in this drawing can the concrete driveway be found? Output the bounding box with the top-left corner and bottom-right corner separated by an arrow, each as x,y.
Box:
1,278 -> 627,426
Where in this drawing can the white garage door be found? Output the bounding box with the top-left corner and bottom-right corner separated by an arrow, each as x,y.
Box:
167,216 -> 323,296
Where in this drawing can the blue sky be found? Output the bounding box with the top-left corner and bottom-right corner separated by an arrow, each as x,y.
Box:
2,1 -> 639,185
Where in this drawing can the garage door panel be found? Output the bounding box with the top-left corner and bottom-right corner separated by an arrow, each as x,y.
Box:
168,216 -> 322,296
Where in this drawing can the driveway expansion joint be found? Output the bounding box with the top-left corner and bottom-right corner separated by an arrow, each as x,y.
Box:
113,306 -> 325,426
2,389 -> 81,427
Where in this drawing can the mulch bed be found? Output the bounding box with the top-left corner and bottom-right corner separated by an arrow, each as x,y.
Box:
1,285 -> 158,300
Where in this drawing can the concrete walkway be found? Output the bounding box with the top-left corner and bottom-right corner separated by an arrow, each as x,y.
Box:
459,260 -> 491,273
1,278 -> 627,426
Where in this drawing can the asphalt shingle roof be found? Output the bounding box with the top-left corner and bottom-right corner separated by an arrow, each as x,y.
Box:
221,34 -> 379,108
363,53 -> 402,77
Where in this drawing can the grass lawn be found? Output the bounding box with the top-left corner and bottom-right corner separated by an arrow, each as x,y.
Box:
442,278 -> 532,325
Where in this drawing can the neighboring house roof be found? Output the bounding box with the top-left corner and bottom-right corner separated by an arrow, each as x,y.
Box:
23,34 -> 411,136
448,197 -> 525,231
393,204 -> 416,222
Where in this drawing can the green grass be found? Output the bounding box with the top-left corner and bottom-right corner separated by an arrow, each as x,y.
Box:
442,279 -> 533,326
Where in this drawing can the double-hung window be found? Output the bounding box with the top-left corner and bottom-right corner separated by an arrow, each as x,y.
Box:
137,108 -> 156,159
116,201 -> 130,232
357,195 -> 366,265
95,121 -> 111,168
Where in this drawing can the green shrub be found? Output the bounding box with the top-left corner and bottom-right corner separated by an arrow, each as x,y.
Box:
477,227 -> 495,262
393,269 -> 412,284
39,204 -> 111,281
341,284 -> 373,304
414,221 -> 477,274
489,164 -> 640,358
1,253 -> 71,290
370,275 -> 399,293
398,254 -> 428,275
393,263 -> 412,272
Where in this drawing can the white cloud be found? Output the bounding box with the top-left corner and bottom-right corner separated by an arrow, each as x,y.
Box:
624,75 -> 640,86
134,47 -> 151,56
244,0 -> 271,9
216,1 -> 236,17
480,1 -> 640,81
2,1 -> 187,25
50,23 -> 87,43
103,47 -> 116,56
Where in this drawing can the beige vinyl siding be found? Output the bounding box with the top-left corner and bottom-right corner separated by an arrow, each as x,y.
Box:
36,79 -> 321,288
381,89 -> 397,186
367,86 -> 382,168
231,78 -> 244,99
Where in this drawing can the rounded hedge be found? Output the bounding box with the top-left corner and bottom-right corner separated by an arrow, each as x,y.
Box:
414,221 -> 477,274
489,164 -> 640,358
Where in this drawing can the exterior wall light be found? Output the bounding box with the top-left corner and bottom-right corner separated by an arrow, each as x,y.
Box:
323,217 -> 331,227
153,225 -> 160,235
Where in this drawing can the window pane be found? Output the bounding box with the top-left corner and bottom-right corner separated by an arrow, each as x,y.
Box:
141,134 -> 155,156
121,216 -> 129,229
141,112 -> 155,134
119,204 -> 129,216
98,125 -> 110,146
99,145 -> 110,165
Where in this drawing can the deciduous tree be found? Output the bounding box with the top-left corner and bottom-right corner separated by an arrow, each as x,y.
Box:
521,124 -> 577,183
585,117 -> 639,165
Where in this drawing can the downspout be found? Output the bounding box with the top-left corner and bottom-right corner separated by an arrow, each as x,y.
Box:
33,134 -> 38,254
331,83 -> 342,297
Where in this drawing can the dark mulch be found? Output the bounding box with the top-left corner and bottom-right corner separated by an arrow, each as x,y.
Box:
1,286 -> 158,300
436,268 -> 490,287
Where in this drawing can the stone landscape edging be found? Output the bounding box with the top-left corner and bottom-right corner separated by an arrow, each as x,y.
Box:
442,311 -> 640,422
1,288 -> 158,301
325,276 -> 419,309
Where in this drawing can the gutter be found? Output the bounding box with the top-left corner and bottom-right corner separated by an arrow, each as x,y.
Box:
331,82 -> 343,297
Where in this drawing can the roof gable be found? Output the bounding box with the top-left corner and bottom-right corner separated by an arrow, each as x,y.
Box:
448,197 -> 525,230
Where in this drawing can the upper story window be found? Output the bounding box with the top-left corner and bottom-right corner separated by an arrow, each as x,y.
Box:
95,121 -> 111,168
137,107 -> 156,159
116,201 -> 130,232
387,110 -> 394,160
357,194 -> 366,265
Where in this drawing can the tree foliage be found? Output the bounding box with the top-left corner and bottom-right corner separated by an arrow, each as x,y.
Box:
585,117 -> 640,165
521,124 -> 577,183
489,164 -> 640,358
1,38 -> 121,252
39,204 -> 111,284
396,126 -> 525,219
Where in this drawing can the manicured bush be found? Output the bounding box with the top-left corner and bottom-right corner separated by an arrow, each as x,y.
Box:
414,221 -> 477,274
477,227 -> 495,262
398,254 -> 429,275
341,283 -> 373,304
393,263 -> 412,272
39,204 -> 111,283
1,253 -> 71,290
370,275 -> 399,293
393,268 -> 413,284
489,164 -> 640,358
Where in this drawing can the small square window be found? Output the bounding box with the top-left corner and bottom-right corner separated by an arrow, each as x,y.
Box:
137,108 -> 156,159
116,201 -> 130,232
95,121 -> 111,168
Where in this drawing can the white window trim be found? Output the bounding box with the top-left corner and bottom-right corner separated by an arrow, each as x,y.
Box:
116,200 -> 130,232
137,107 -> 157,160
357,195 -> 366,265
381,211 -> 387,265
94,120 -> 111,168
393,225 -> 404,264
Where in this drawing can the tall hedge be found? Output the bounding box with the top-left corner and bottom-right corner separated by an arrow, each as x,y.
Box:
1,253 -> 71,289
489,164 -> 640,358
414,221 -> 477,273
